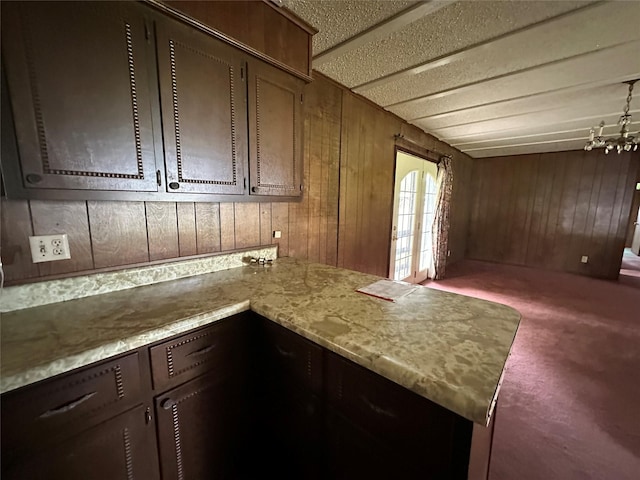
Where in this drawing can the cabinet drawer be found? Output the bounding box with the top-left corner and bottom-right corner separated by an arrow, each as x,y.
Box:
260,318 -> 323,394
1,352 -> 142,455
325,351 -> 456,450
150,313 -> 249,391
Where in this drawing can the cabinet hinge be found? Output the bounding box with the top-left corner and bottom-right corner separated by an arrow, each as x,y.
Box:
156,170 -> 162,186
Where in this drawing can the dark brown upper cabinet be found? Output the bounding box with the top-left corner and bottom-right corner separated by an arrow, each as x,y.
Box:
156,16 -> 247,195
1,1 -> 309,202
248,60 -> 304,197
1,1 -> 160,192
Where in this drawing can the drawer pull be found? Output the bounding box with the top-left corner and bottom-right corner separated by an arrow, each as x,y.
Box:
186,344 -> 216,357
39,391 -> 97,418
275,344 -> 296,359
361,396 -> 398,419
161,398 -> 176,410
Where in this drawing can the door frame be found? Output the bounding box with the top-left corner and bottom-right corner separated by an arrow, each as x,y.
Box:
388,146 -> 439,282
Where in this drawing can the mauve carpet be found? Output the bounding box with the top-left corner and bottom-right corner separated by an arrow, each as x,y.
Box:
423,254 -> 640,480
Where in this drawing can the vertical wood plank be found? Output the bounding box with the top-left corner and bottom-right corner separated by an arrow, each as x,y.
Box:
234,202 -> 260,249
306,98 -> 321,263
177,202 -> 197,257
219,203 -> 236,251
145,202 -> 179,261
541,153 -> 566,269
0,198 -> 39,282
260,203 -> 272,246
195,202 -> 221,254
88,201 -> 149,269
30,200 -> 94,276
271,202 -> 289,257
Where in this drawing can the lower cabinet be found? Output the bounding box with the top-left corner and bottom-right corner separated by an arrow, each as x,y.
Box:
155,374 -> 247,480
3,405 -> 159,480
1,311 -> 494,479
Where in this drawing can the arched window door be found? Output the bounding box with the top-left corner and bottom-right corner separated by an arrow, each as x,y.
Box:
389,151 -> 438,283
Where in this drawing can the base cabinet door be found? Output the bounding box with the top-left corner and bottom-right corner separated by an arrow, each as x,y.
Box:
2,405 -> 159,480
155,373 -> 247,480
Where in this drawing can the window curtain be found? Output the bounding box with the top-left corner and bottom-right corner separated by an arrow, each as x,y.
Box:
432,156 -> 453,280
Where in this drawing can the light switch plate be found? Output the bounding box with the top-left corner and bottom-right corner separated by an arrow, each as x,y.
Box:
273,230 -> 282,239
29,234 -> 71,263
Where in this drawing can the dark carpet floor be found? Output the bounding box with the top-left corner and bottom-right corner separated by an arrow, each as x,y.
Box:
423,254 -> 640,480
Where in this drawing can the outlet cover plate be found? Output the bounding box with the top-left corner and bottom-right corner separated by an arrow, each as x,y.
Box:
29,234 -> 71,263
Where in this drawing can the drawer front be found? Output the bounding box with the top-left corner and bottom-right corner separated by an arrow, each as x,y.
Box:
260,318 -> 323,394
1,352 -> 142,455
325,351 -> 455,448
150,313 -> 248,392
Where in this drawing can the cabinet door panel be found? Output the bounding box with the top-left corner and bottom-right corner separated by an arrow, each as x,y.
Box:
1,1 -> 159,192
2,405 -> 159,480
155,374 -> 246,479
157,17 -> 247,195
248,60 -> 303,196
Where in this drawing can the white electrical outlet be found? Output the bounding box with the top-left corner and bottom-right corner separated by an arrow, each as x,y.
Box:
29,234 -> 71,263
273,230 -> 282,239
581,255 -> 589,264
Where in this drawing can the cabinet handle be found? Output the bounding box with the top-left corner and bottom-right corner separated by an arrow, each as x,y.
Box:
145,407 -> 153,424
39,391 -> 97,418
161,398 -> 176,410
25,173 -> 43,184
251,186 -> 257,193
186,344 -> 216,357
275,344 -> 296,359
169,182 -> 180,190
360,395 -> 398,419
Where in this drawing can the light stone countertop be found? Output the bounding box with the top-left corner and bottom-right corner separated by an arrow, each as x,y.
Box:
0,257 -> 520,426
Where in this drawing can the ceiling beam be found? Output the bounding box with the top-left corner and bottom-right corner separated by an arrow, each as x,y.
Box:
408,74 -> 640,123
351,1 -> 606,93
449,122 -> 640,148
312,0 -> 455,67
384,40 -> 640,109
459,136 -> 591,153
434,110 -> 640,140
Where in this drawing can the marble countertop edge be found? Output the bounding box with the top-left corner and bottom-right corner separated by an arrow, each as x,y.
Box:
0,301 -> 251,395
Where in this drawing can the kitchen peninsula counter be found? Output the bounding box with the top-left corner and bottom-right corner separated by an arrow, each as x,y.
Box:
0,257 -> 520,426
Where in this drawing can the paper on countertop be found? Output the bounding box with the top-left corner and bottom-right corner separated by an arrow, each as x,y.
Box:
356,279 -> 418,302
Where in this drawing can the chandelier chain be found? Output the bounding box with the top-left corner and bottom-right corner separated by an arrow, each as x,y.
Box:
624,82 -> 633,116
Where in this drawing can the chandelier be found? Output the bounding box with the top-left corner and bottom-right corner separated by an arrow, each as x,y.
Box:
584,80 -> 639,154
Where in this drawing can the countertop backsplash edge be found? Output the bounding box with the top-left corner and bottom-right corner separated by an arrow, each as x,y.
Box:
0,246 -> 277,313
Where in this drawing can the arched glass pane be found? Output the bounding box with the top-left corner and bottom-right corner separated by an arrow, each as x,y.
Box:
419,173 -> 437,272
394,171 -> 418,280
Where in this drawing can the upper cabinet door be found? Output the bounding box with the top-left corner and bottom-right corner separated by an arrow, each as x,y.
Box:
1,2 -> 160,192
248,60 -> 304,197
156,18 -> 247,195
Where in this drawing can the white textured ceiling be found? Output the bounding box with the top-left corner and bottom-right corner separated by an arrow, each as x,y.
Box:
282,0 -> 640,158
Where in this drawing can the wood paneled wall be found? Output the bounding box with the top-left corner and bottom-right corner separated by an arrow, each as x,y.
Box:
468,150 -> 640,279
1,74 -> 473,285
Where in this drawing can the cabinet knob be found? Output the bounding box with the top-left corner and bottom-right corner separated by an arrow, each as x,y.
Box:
25,173 -> 43,184
161,398 -> 176,410
169,182 -> 180,190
